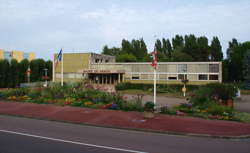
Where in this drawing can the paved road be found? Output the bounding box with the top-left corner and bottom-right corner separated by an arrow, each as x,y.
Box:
0,115 -> 250,153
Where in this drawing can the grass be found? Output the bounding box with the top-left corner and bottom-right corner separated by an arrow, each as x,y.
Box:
234,112 -> 250,123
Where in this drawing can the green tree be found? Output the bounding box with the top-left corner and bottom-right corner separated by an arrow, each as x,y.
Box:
242,50 -> 250,89
222,60 -> 229,82
9,59 -> 19,87
138,38 -> 148,61
183,34 -> 198,60
210,36 -> 223,61
0,59 -> 10,87
45,60 -> 53,81
154,39 -> 167,61
229,42 -> 250,81
227,38 -> 239,61
197,36 -> 209,61
30,59 -> 46,82
19,59 -> 29,84
121,39 -> 133,54
172,35 -> 184,50
171,49 -> 194,62
116,53 -> 137,62
102,45 -> 121,56
164,38 -> 172,59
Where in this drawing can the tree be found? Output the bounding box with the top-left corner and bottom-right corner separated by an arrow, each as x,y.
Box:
210,36 -> 223,61
121,39 -> 133,55
9,59 -> 19,87
154,39 -> 167,61
229,42 -> 250,81
116,53 -> 137,62
45,60 -> 53,81
30,59 -> 46,82
172,35 -> 184,50
165,38 -> 172,59
138,38 -> 148,61
102,45 -> 121,56
0,60 -> 10,87
227,38 -> 239,61
171,49 -> 194,62
19,59 -> 29,84
242,50 -> 250,89
197,36 -> 209,61
183,34 -> 198,60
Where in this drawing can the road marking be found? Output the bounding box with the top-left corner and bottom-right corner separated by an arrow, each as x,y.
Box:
0,129 -> 147,153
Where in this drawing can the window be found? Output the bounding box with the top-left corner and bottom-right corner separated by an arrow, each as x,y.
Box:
198,74 -> 208,80
178,74 -> 187,80
132,76 -> 139,80
95,59 -> 100,63
178,64 -> 187,73
209,64 -> 219,73
168,77 -> 177,80
209,75 -> 219,80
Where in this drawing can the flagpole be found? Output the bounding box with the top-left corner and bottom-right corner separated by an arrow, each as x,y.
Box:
153,68 -> 156,106
52,54 -> 55,82
61,49 -> 63,86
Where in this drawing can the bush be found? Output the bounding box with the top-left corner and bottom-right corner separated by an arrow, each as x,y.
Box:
2,88 -> 30,98
206,102 -> 233,116
190,83 -> 237,106
116,82 -> 199,93
120,101 -> 144,112
144,101 -> 155,111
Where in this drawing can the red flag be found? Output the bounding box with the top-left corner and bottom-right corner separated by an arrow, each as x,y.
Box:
151,48 -> 157,69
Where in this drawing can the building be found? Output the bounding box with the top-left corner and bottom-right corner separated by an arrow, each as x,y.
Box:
53,52 -> 222,85
0,49 -> 35,62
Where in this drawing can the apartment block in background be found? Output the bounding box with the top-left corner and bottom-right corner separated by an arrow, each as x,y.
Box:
0,49 -> 35,62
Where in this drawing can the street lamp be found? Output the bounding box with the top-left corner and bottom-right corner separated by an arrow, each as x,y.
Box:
181,75 -> 189,97
43,68 -> 48,87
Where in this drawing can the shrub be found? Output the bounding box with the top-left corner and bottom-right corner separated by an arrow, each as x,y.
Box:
190,83 -> 237,106
120,101 -> 144,112
206,102 -> 233,116
144,101 -> 155,112
115,82 -> 199,93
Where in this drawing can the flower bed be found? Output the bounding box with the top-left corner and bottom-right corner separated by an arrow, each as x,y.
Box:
160,83 -> 250,122
0,82 -> 144,112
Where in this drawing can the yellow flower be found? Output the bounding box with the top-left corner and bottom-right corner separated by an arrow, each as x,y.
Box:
84,102 -> 93,105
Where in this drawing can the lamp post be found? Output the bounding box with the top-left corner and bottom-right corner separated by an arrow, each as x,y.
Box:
44,68 -> 48,87
26,67 -> 31,83
181,75 -> 189,97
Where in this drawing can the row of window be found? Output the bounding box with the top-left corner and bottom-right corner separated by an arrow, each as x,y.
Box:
130,74 -> 219,81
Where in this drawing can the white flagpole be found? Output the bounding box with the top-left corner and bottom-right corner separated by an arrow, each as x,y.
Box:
61,49 -> 63,86
52,54 -> 55,82
153,68 -> 156,106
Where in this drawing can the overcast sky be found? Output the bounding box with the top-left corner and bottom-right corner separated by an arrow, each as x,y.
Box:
0,0 -> 249,60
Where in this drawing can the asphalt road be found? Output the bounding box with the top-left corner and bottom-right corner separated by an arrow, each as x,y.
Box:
0,115 -> 250,153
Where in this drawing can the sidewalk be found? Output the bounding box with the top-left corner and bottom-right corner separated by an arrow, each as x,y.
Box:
1,101 -> 250,138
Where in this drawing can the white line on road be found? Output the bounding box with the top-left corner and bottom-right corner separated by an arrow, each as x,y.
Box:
0,129 -> 147,153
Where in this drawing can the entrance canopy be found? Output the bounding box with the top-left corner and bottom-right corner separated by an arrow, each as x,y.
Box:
82,69 -> 125,84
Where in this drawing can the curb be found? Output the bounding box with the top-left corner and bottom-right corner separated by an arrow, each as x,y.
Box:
1,113 -> 250,140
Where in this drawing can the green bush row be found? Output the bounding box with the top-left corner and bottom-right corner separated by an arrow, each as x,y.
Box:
115,82 -> 199,93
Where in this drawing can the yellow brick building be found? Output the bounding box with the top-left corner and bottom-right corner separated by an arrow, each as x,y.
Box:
0,49 -> 35,62
53,52 -> 222,85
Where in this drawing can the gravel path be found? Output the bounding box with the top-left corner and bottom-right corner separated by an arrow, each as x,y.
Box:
235,95 -> 250,113
123,94 -> 187,108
